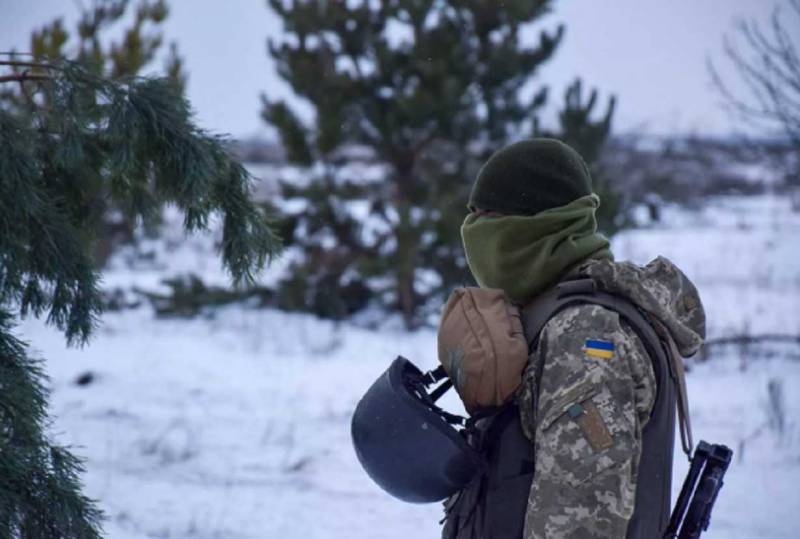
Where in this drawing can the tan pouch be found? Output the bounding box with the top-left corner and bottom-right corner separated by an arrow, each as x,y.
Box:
437,287 -> 529,414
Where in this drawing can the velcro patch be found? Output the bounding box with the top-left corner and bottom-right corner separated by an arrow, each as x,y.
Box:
583,339 -> 615,360
575,401 -> 614,451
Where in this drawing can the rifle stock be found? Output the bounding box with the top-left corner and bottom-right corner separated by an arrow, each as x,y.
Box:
664,441 -> 733,539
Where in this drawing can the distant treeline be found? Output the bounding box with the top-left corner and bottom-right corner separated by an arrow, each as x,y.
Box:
235,134 -> 797,205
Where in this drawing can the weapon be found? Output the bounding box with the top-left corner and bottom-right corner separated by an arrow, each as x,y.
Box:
664,441 -> 733,539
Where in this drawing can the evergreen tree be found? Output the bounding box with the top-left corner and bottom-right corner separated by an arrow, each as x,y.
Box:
27,0 -> 182,85
0,55 -> 280,536
535,80 -> 620,234
264,0 -> 615,328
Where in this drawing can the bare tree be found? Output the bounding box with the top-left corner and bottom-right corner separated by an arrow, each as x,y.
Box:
709,0 -> 800,145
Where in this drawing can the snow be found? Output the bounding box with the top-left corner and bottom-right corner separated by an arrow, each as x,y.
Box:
17,193 -> 800,538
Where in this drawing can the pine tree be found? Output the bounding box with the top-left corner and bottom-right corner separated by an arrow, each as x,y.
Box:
3,0 -> 185,112
535,80 -> 620,234
264,0 -> 615,328
37,0 -> 182,85
0,55 -> 280,536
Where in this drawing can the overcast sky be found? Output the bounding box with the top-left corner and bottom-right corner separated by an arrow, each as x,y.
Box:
1,0 -> 784,139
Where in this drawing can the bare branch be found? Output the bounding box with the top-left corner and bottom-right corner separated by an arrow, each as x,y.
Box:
0,73 -> 52,84
704,334 -> 800,347
710,4 -> 800,144
0,59 -> 59,70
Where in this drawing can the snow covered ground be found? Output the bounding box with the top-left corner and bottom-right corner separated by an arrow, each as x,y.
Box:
17,193 -> 800,538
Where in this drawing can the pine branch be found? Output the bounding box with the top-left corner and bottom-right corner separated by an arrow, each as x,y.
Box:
2,58 -> 282,343
0,313 -> 103,537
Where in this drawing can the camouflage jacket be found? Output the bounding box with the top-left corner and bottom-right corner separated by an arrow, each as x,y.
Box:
516,256 -> 705,538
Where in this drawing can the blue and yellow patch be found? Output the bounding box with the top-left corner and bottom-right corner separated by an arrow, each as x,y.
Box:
583,339 -> 615,360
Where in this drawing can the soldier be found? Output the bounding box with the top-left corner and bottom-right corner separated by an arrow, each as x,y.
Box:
441,138 -> 705,538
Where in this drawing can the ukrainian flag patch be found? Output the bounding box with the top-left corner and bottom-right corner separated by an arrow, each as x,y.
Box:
583,339 -> 615,360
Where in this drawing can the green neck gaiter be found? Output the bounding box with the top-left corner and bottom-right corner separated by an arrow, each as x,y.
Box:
461,194 -> 613,303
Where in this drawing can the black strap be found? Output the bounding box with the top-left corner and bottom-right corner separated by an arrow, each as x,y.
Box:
405,368 -> 464,425
520,278 -> 597,346
429,379 -> 453,403
424,365 -> 449,385
421,365 -> 454,404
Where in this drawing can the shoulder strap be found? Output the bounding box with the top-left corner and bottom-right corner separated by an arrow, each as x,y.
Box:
519,278 -> 598,346
520,278 -> 693,458
649,317 -> 694,459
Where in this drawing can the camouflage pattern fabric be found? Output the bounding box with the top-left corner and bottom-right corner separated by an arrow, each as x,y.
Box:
516,303 -> 656,538
580,256 -> 706,357
515,256 -> 705,538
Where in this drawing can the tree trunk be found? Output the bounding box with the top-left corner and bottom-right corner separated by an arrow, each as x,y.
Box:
396,200 -> 418,330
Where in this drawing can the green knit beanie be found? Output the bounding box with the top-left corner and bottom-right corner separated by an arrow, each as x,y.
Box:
468,138 -> 593,215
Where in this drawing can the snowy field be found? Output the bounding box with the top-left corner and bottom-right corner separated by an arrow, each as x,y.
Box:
17,194 -> 800,538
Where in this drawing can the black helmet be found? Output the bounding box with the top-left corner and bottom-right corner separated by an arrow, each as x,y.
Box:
351,356 -> 484,503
